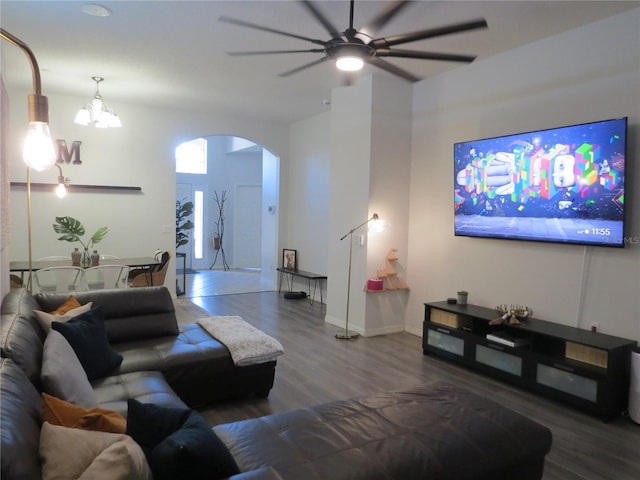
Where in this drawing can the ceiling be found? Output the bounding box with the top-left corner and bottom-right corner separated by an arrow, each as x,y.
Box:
1,1 -> 637,124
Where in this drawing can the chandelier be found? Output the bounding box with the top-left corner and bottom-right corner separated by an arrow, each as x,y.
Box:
74,76 -> 121,128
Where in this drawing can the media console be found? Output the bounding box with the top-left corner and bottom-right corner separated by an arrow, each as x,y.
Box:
423,301 -> 637,420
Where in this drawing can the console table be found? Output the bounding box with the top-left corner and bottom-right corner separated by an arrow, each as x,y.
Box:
423,301 -> 637,421
276,268 -> 326,305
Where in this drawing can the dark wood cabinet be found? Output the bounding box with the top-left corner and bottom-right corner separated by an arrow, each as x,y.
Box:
423,301 -> 637,420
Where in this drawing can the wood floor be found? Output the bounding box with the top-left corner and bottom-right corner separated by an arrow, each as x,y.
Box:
174,291 -> 640,480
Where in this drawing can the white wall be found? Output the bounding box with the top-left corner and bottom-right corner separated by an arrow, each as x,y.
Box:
406,9 -> 640,341
286,110 -> 331,303
324,74 -> 412,336
326,78 -> 374,333
5,90 -> 289,294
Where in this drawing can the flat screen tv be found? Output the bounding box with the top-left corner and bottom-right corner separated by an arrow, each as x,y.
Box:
454,117 -> 627,247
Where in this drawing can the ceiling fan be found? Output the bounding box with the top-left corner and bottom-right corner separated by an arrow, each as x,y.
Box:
219,0 -> 488,82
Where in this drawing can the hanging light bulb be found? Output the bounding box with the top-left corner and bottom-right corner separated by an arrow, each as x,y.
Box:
54,164 -> 69,198
75,76 -> 121,128
23,119 -> 56,171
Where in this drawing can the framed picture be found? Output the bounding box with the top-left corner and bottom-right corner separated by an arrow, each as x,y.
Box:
283,249 -> 297,270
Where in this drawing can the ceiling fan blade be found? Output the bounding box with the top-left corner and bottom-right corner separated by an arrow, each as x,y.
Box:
370,18 -> 488,48
228,49 -> 325,56
299,1 -> 343,41
279,56 -> 330,77
219,16 -> 326,46
367,57 -> 420,83
375,48 -> 477,63
358,1 -> 410,40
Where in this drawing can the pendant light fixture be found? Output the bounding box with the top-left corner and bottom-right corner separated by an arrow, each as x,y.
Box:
74,76 -> 121,128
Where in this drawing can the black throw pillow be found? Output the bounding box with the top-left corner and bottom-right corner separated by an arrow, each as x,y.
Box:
51,306 -> 123,380
126,399 -> 240,480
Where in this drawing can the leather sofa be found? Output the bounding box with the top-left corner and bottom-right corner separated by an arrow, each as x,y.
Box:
2,286 -> 276,408
0,286 -> 276,479
1,286 -> 552,480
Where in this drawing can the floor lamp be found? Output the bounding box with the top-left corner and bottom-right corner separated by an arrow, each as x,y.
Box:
336,213 -> 379,340
1,29 -> 56,291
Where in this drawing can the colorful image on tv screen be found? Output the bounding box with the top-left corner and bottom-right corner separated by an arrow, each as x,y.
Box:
454,118 -> 627,247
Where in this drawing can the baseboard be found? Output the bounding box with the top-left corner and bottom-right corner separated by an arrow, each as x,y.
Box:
324,315 -> 405,337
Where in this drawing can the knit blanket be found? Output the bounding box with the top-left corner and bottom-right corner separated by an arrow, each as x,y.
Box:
197,316 -> 284,366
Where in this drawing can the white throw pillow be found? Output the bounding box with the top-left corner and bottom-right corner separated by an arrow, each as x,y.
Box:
40,422 -> 152,480
35,302 -> 93,332
41,330 -> 97,408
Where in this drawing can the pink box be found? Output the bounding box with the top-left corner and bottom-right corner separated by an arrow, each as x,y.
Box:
367,279 -> 384,291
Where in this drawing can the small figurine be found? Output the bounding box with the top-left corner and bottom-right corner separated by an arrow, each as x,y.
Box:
491,304 -> 533,325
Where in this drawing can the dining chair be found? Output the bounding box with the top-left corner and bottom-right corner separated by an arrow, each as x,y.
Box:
85,265 -> 130,290
32,267 -> 89,294
130,251 -> 171,287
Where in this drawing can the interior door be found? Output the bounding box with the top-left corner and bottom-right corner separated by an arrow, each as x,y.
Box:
234,185 -> 262,268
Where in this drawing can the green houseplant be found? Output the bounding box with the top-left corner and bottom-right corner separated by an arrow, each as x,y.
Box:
53,216 -> 108,266
176,199 -> 194,250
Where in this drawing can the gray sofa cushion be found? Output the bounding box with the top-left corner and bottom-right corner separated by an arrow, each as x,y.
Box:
91,371 -> 187,417
1,289 -> 46,389
36,286 -> 179,343
0,357 -> 43,480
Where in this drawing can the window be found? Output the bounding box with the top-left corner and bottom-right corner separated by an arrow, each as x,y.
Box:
176,138 -> 207,174
194,190 -> 204,259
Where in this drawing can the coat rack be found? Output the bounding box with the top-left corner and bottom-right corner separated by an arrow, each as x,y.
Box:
209,190 -> 230,270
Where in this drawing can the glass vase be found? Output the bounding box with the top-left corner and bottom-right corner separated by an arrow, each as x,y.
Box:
81,248 -> 92,268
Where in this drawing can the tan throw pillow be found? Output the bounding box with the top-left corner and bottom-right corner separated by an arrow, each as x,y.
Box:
35,301 -> 93,332
40,422 -> 152,480
42,393 -> 126,434
52,295 -> 82,314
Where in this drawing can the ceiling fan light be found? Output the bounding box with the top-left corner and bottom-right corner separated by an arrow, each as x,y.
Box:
336,56 -> 364,72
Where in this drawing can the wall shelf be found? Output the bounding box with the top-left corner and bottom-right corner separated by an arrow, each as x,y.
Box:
10,182 -> 142,192
365,248 -> 409,293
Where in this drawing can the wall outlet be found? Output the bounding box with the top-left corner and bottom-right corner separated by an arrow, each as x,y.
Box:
590,322 -> 600,333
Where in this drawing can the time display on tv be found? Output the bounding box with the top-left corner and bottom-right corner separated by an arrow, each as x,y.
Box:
453,117 -> 627,247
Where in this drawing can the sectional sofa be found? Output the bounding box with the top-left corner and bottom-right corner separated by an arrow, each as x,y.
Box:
1,285 -> 553,479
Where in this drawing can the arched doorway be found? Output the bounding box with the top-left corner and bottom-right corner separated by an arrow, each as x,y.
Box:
175,135 -> 279,296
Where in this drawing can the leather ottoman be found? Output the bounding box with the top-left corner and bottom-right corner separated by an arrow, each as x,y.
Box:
214,381 -> 552,480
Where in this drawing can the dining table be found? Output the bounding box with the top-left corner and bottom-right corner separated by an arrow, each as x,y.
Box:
10,256 -> 162,284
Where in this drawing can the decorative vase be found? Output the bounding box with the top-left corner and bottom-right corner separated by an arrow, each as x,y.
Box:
457,291 -> 468,306
71,248 -> 81,266
91,250 -> 100,266
81,248 -> 92,268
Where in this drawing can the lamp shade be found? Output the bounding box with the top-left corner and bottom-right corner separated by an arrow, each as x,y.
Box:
74,108 -> 91,126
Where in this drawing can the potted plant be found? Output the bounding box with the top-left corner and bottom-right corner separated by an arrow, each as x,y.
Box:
457,290 -> 469,305
176,199 -> 194,250
53,216 -> 108,267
